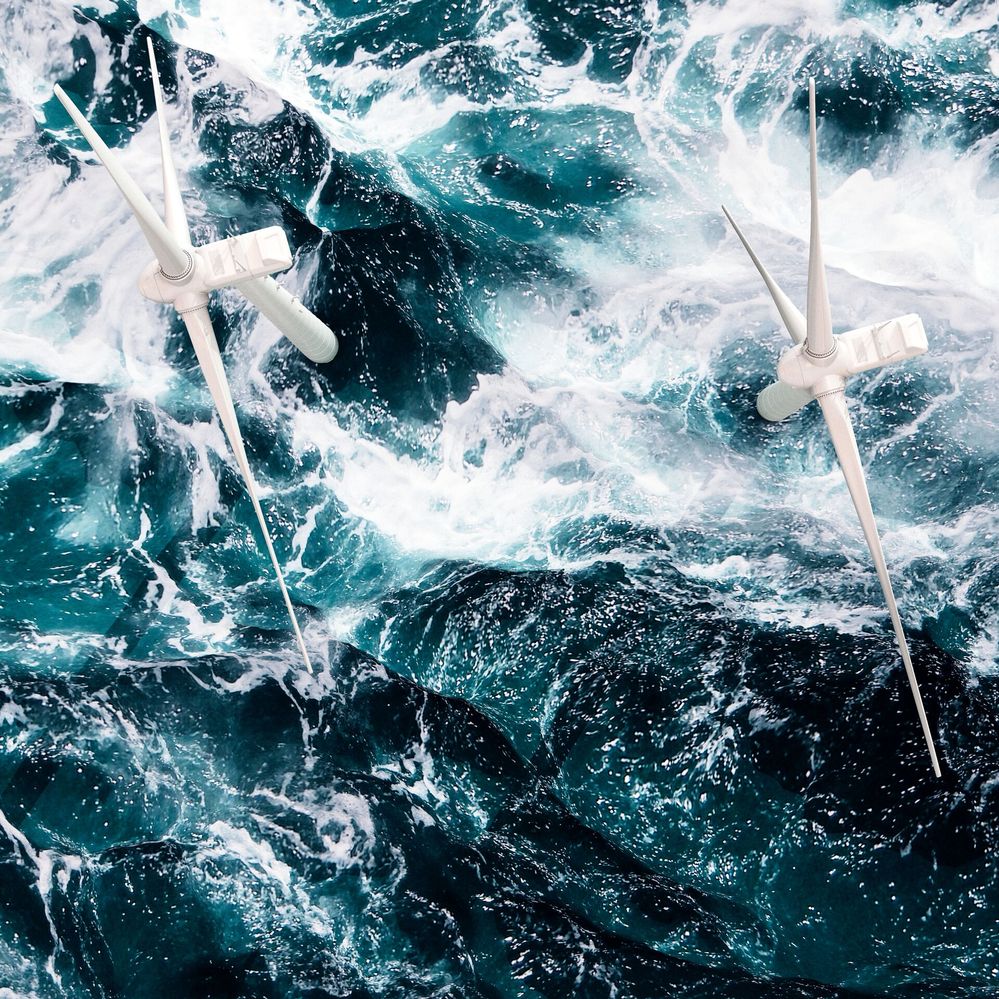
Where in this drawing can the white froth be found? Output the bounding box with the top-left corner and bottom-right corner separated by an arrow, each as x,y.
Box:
0,0 -> 994,675
206,820 -> 293,894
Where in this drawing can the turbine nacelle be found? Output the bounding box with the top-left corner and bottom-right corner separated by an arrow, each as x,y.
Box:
138,226 -> 294,303
774,313 -> 928,403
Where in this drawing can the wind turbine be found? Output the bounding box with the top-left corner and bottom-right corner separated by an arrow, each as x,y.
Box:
53,38 -> 340,673
722,79 -> 941,777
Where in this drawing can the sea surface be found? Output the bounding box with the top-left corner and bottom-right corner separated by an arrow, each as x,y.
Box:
0,0 -> 997,996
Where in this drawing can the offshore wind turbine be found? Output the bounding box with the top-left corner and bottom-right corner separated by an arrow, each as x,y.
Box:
723,79 -> 941,777
53,38 -> 340,673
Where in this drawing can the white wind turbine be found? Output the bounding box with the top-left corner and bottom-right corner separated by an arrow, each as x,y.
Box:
54,38 -> 340,673
723,79 -> 941,776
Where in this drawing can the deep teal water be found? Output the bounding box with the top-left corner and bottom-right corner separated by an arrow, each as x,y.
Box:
0,0 -> 998,995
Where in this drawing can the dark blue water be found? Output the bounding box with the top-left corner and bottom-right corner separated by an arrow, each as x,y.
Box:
1,0 -> 998,995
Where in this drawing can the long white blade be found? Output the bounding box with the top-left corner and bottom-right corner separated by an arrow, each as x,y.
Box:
53,84 -> 191,279
182,306 -> 313,673
238,276 -> 339,363
146,37 -> 191,246
817,391 -> 940,776
805,79 -> 834,359
721,205 -> 805,345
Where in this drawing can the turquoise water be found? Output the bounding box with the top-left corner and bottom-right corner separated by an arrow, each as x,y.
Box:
0,0 -> 998,995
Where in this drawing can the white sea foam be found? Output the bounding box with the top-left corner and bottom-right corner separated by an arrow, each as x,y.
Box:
0,0 -> 995,678
205,820 -> 294,894
251,785 -> 379,870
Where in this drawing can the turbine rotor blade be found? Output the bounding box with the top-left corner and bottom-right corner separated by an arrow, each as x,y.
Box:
817,390 -> 941,776
181,305 -> 314,673
805,78 -> 834,359
146,36 -> 191,246
722,205 -> 805,345
53,84 -> 191,280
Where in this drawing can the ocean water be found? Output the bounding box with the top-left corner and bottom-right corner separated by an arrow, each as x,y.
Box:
0,0 -> 997,995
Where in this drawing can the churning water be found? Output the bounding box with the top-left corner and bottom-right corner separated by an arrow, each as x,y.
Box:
0,0 -> 997,995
